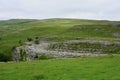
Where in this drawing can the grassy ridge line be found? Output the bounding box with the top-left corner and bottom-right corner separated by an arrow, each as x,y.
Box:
0,57 -> 120,80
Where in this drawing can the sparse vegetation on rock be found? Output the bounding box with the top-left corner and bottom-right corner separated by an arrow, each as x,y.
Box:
34,36 -> 40,44
19,49 -> 28,61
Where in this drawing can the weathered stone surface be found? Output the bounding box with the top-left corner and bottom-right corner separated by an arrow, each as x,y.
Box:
12,40 -> 120,61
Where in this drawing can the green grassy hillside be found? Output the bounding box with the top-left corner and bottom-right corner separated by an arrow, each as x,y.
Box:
0,19 -> 120,80
0,18 -> 120,61
0,57 -> 120,80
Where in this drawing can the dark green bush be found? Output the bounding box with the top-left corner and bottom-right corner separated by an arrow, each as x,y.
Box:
35,36 -> 39,39
34,54 -> 39,59
0,53 -> 10,62
27,37 -> 33,42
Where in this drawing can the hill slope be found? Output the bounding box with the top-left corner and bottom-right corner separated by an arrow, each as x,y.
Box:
0,18 -> 120,61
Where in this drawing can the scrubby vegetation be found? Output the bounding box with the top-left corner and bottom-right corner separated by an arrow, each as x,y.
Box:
0,53 -> 11,62
27,37 -> 33,42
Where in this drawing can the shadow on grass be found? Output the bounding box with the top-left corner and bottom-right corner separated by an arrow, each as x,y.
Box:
32,74 -> 45,80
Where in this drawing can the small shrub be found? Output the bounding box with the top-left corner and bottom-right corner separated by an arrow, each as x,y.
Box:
35,36 -> 39,39
34,54 -> 39,59
34,36 -> 39,44
27,37 -> 33,42
19,40 -> 23,46
0,53 -> 10,62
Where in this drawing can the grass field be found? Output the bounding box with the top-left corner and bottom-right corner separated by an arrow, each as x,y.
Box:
0,57 -> 120,80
